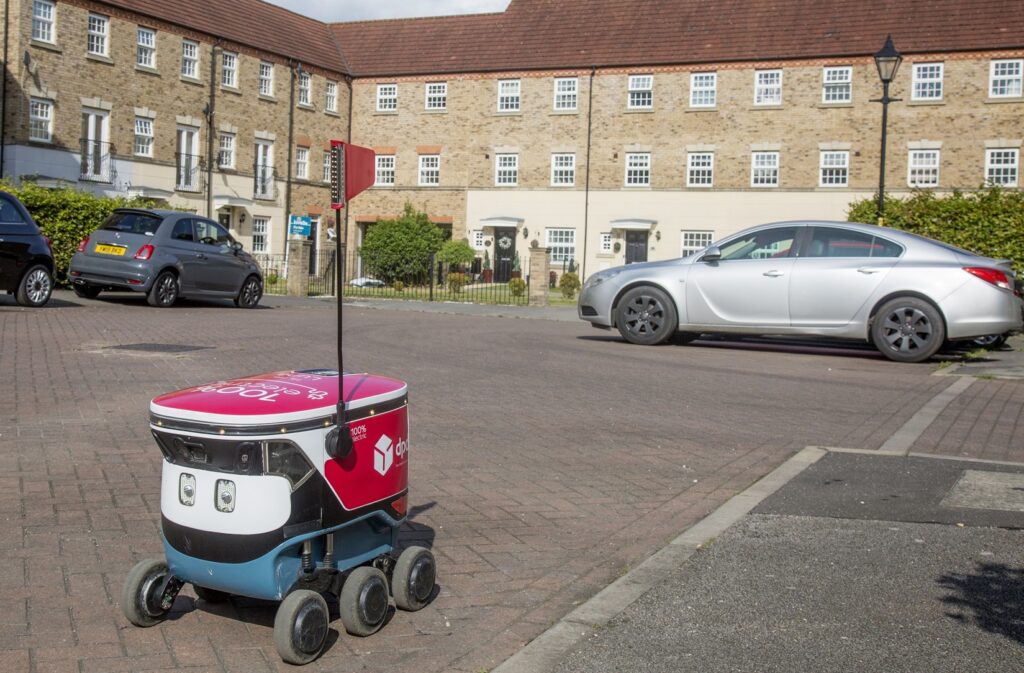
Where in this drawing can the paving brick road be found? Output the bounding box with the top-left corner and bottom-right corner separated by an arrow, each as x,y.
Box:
0,291 -> 1017,673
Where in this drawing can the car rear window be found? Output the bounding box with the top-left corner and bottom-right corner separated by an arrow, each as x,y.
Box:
101,211 -> 162,236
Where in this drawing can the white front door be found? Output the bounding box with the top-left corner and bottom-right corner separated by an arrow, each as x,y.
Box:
176,127 -> 200,191
80,109 -> 109,180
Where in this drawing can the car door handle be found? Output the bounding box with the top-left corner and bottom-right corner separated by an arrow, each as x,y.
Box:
857,267 -> 881,274
763,270 -> 784,277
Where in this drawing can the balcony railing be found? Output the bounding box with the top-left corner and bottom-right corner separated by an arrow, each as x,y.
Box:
175,153 -> 204,192
80,140 -> 114,182
254,164 -> 276,200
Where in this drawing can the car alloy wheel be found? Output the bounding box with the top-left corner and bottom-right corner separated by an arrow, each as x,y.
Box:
235,276 -> 262,308
17,266 -> 52,307
872,297 -> 945,363
616,286 -> 677,346
148,271 -> 179,308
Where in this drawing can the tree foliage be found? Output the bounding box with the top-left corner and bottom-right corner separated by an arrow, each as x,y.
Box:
0,180 -> 164,285
848,187 -> 1024,273
437,239 -> 476,267
359,203 -> 445,283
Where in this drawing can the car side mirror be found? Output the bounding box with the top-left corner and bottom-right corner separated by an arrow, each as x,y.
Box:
231,240 -> 243,254
700,245 -> 722,263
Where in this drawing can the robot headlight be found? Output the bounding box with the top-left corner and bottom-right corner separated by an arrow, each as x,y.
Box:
215,479 -> 236,513
179,473 -> 196,506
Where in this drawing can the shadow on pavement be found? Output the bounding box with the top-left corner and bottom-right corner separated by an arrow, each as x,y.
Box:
938,562 -> 1024,645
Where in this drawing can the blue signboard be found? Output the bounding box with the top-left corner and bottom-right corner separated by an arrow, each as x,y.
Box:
288,215 -> 312,237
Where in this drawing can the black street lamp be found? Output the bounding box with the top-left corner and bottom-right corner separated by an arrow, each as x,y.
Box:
872,35 -> 903,225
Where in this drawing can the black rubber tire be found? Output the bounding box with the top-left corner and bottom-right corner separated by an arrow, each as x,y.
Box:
193,586 -> 230,603
871,296 -> 946,363
971,333 -> 1007,349
147,271 -> 179,307
273,589 -> 329,665
15,265 -> 52,307
121,559 -> 172,627
615,286 -> 678,345
234,275 -> 262,308
339,566 -> 390,637
391,546 -> 436,612
73,283 -> 102,299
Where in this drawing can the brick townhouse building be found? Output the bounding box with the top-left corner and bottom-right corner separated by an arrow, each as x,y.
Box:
2,0 -> 1022,280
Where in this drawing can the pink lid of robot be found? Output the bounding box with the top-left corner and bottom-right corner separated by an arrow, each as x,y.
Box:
150,369 -> 406,426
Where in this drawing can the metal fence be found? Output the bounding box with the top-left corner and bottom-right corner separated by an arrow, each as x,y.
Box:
256,247 -> 529,305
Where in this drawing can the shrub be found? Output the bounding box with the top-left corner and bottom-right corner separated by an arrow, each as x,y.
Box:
437,239 -> 476,267
447,272 -> 469,294
509,277 -> 527,297
559,271 -> 581,299
847,187 -> 1024,273
393,280 -> 405,293
359,203 -> 445,283
0,180 -> 164,284
267,273 -> 280,286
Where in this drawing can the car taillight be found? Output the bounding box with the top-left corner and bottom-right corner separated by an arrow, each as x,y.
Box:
43,236 -> 52,250
964,267 -> 1012,291
77,236 -> 90,252
134,244 -> 155,260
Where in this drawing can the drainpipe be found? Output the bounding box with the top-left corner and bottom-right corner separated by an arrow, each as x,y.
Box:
1,0 -> 11,179
205,40 -> 221,218
285,62 -> 298,233
581,65 -> 596,280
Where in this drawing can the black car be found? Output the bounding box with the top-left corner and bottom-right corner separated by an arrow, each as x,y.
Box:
69,209 -> 263,308
0,191 -> 54,307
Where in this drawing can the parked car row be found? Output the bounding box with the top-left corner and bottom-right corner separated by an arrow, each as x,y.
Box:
578,220 -> 1023,363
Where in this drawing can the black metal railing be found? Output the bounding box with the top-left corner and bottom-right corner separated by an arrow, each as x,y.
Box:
254,250 -> 336,297
175,152 -> 204,192
80,140 -> 114,182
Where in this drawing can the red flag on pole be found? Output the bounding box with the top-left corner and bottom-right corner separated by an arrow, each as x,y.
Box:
330,140 -> 375,210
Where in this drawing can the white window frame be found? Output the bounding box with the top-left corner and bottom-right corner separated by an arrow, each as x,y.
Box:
325,81 -> 338,112
322,152 -> 331,182
221,51 -> 237,88
217,132 -> 235,169
985,148 -> 1019,187
686,152 -> 714,187
87,14 -> 108,56
822,66 -> 852,103
181,40 -> 199,79
133,118 -> 154,157
911,63 -> 944,101
254,140 -> 274,198
376,84 -> 397,111
990,59 -> 1023,98
498,79 -> 521,112
599,232 -> 613,254
258,62 -> 274,97
375,155 -> 395,186
628,74 -> 653,109
136,27 -> 156,68
295,147 -> 309,180
754,69 -> 782,106
690,72 -> 716,108
32,0 -> 56,44
176,125 -> 200,191
818,150 -> 849,187
495,154 -> 518,186
908,150 -> 940,187
681,230 -> 714,257
251,216 -> 269,254
472,230 -> 485,249
28,98 -> 53,143
425,82 -> 447,111
553,77 -> 578,111
751,151 -> 780,187
298,72 -> 311,106
546,228 -> 576,264
625,152 -> 651,187
551,153 -> 575,186
418,155 -> 440,186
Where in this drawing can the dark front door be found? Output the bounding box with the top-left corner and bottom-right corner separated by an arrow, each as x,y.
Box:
625,231 -> 648,264
493,228 -> 516,282
308,217 -> 319,275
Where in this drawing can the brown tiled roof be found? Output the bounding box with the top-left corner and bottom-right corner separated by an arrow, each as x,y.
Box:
98,0 -> 348,73
332,0 -> 1024,76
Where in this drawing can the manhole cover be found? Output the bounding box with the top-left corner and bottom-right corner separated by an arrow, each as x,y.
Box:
104,343 -> 211,353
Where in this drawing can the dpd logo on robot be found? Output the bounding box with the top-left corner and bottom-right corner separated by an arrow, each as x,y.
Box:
373,434 -> 408,476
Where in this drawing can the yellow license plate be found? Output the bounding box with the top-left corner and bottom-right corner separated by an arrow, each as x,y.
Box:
95,244 -> 126,256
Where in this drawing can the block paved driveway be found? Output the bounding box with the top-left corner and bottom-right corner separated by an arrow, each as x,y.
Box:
0,292 -> 972,673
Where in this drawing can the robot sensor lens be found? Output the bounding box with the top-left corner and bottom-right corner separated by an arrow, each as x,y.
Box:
179,473 -> 196,506
215,479 -> 236,512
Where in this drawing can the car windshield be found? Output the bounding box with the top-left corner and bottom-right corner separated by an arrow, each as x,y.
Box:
102,211 -> 162,236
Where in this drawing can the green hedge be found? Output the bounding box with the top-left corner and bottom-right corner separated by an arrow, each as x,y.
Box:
847,187 -> 1024,273
0,181 -> 164,285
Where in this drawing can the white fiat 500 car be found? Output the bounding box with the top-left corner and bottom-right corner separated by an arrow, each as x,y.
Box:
578,221 -> 1022,363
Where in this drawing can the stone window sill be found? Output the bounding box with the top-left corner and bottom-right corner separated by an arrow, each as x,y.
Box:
686,106 -> 717,112
817,102 -> 854,108
30,39 -> 61,53
180,75 -> 203,86
907,99 -> 945,106
86,53 -> 113,65
135,65 -> 160,76
986,96 -> 1024,104
551,109 -> 578,115
258,94 -> 277,103
751,104 -> 784,110
221,85 -> 242,96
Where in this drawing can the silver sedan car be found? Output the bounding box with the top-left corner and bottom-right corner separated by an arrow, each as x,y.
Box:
578,221 -> 1023,363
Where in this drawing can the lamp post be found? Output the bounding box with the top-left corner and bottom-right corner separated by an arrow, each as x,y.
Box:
872,35 -> 902,225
